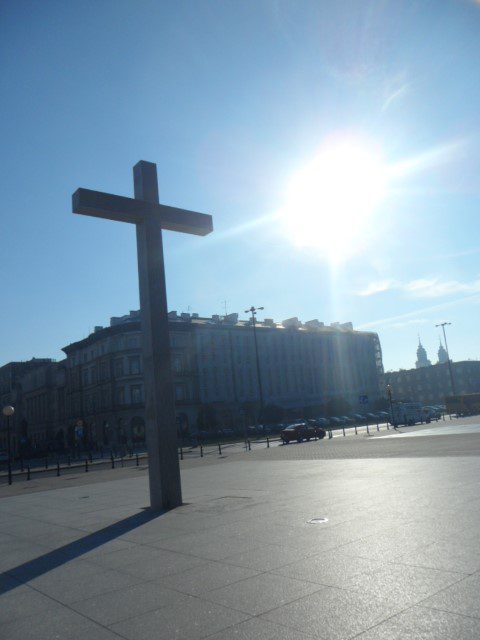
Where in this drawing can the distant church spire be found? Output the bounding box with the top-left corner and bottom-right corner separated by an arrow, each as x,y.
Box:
437,336 -> 449,364
415,336 -> 432,369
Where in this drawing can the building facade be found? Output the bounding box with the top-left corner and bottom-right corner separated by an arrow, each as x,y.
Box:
385,360 -> 480,406
0,359 -> 56,454
1,310 -> 384,451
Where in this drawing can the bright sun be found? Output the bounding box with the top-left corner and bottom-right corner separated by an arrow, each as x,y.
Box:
280,138 -> 388,262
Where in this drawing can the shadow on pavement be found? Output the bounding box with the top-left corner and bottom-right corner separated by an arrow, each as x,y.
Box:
1,509 -> 161,595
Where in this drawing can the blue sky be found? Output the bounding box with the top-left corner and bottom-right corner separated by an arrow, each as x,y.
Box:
2,0 -> 480,371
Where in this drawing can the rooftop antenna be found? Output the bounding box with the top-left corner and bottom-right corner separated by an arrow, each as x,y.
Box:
222,300 -> 228,316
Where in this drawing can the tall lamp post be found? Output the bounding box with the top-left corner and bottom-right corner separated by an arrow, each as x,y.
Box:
436,322 -> 456,396
386,384 -> 395,429
2,405 -> 14,485
245,306 -> 265,423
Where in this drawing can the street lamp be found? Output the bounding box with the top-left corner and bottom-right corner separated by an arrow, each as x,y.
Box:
386,384 -> 396,429
2,405 -> 14,485
436,322 -> 456,396
245,306 -> 265,422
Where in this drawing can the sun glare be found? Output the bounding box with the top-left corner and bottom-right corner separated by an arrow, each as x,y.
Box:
280,139 -> 388,262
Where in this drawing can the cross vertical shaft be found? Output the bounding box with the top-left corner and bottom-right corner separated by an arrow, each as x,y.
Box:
134,161 -> 182,510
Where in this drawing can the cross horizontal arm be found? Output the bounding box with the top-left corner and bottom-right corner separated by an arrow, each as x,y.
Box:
72,188 -> 213,236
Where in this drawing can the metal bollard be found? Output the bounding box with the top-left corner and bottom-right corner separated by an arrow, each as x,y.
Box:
85,459 -> 89,472
200,444 -> 203,458
355,425 -> 357,435
387,422 -> 390,430
366,424 -> 370,435
8,461 -> 12,486
180,446 -> 184,460
27,465 -> 31,481
267,436 -> 270,448
342,427 -> 345,437
248,440 -> 251,451
56,460 -> 60,477
120,456 -> 124,468
111,454 -> 115,469
328,430 -> 332,439
136,453 -> 139,466
218,442 -> 222,455
376,423 -> 380,432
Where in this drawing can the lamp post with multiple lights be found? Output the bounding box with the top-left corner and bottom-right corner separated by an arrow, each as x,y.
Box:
2,405 -> 14,485
436,322 -> 456,396
245,306 -> 265,423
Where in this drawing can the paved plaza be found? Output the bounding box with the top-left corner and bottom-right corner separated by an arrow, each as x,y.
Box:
2,424 -> 480,639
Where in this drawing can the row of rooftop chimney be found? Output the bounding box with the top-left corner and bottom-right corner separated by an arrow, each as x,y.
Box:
105,310 -> 354,332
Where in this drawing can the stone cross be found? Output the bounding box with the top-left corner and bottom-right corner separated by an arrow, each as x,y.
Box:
72,161 -> 213,510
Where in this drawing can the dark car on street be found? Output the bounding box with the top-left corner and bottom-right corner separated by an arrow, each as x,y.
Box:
281,423 -> 325,443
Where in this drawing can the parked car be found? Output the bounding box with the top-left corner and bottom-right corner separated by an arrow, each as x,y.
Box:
281,423 -> 316,444
340,416 -> 354,425
329,416 -> 344,427
366,413 -> 379,423
221,428 -> 235,437
308,418 -> 330,429
375,411 -> 391,423
350,414 -> 367,424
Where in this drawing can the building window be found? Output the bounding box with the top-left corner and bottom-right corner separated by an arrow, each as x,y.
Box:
114,358 -> 124,378
131,385 -> 143,404
175,384 -> 185,401
172,355 -> 183,374
116,387 -> 125,405
99,362 -> 108,380
128,356 -> 141,375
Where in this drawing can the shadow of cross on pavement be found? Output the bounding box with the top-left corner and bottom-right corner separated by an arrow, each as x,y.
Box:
0,510 -> 161,596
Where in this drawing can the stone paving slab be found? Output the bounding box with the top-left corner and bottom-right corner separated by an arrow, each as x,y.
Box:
2,435 -> 480,639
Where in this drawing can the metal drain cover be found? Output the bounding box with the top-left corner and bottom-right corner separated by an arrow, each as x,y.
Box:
307,517 -> 328,524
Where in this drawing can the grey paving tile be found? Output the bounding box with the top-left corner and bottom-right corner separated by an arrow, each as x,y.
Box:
1,606 -> 122,640
338,528 -> 434,562
343,562 -> 465,608
261,586 -> 399,639
22,558 -> 143,604
70,581 -> 193,625
152,532 -> 263,560
224,543 -> 318,572
205,616 -> 316,639
395,539 -> 480,574
161,561 -> 260,595
273,550 -> 387,587
204,572 -> 322,615
422,572 -> 480,619
94,545 -> 206,578
109,595 -> 250,640
0,583 -> 67,624
355,605 -> 480,639
0,542 -> 52,573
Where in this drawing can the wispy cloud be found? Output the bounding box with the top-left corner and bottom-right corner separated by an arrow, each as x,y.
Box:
388,318 -> 428,329
357,279 -> 396,296
358,291 -> 480,331
357,277 -> 480,299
